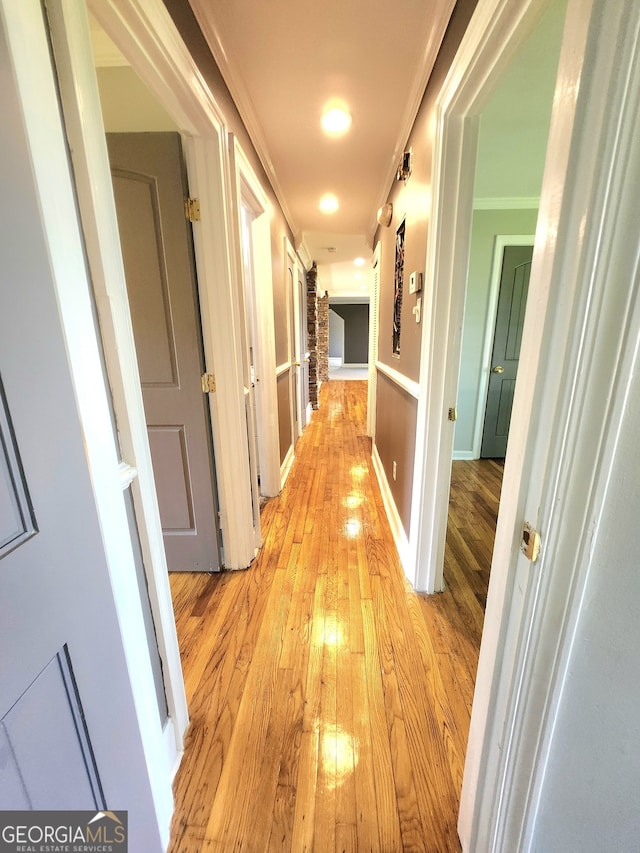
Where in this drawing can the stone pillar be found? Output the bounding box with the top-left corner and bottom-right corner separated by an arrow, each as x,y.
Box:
306,263 -> 319,409
317,291 -> 329,383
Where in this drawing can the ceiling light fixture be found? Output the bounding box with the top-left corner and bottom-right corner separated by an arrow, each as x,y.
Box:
319,194 -> 339,214
321,106 -> 352,137
354,257 -> 365,266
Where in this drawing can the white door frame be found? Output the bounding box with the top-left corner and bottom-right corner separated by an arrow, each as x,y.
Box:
229,136 -> 280,503
51,0 -> 257,795
471,234 -> 535,459
285,238 -> 304,445
367,242 -> 381,438
3,0 -> 174,844
403,0 -> 639,849
87,0 -> 255,570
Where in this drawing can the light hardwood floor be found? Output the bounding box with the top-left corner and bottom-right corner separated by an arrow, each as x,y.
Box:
168,381 -> 502,852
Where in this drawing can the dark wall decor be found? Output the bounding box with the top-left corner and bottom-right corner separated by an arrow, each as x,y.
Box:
392,219 -> 405,357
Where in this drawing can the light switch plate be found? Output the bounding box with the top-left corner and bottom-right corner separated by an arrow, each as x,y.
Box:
409,271 -> 422,294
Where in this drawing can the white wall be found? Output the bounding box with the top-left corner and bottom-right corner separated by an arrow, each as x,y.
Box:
328,308 -> 344,361
530,359 -> 640,852
96,66 -> 178,132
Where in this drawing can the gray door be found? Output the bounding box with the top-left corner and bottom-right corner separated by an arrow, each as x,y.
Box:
107,133 -> 221,572
481,245 -> 533,458
0,29 -> 160,845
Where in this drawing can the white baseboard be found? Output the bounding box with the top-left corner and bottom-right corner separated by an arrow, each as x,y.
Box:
343,362 -> 368,368
453,450 -> 476,461
280,444 -> 295,488
371,443 -> 411,581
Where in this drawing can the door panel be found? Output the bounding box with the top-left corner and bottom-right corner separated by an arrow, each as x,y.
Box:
481,245 -> 533,458
107,132 -> 220,571
0,22 -> 160,836
1,653 -> 100,809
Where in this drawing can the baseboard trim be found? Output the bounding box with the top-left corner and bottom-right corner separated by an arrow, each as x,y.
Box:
280,444 -> 295,489
453,450 -> 476,461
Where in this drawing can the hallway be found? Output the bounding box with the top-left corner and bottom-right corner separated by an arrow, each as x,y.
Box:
168,381 -> 480,852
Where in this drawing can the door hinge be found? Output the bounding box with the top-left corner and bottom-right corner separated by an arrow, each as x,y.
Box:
521,522 -> 541,562
448,407 -> 457,422
184,197 -> 201,222
201,373 -> 216,393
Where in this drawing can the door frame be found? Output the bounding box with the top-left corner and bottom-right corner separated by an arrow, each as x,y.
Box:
229,135 -> 280,501
405,0 -> 640,849
472,234 -> 535,459
50,0 -> 257,786
2,0 -> 173,843
367,242 -> 381,438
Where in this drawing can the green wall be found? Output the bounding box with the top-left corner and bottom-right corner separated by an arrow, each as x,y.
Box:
454,207 -> 539,457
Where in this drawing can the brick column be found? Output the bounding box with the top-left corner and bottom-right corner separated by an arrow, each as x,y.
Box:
317,291 -> 329,383
306,263 -> 319,409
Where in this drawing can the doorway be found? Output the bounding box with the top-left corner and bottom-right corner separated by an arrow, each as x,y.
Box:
106,131 -> 222,573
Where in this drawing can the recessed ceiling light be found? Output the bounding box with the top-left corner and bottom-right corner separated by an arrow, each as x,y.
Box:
354,257 -> 366,266
321,107 -> 352,136
319,194 -> 339,214
354,273 -> 362,280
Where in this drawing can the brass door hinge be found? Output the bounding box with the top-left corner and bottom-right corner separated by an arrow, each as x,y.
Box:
201,373 -> 216,393
185,197 -> 201,222
521,522 -> 541,562
448,407 -> 457,422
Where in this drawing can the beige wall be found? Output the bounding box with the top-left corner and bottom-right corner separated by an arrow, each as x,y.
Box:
375,374 -> 418,535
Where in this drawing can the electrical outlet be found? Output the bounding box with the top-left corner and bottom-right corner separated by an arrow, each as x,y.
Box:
392,460 -> 397,481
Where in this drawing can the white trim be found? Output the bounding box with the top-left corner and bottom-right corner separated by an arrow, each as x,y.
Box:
280,444 -> 295,489
343,362 -> 369,369
5,0 -> 173,844
90,0 -> 256,572
375,361 -> 420,399
452,451 -> 475,461
306,402 -> 313,423
473,196 -> 540,210
328,357 -> 343,368
472,235 -> 535,458
276,361 -> 291,378
371,445 -> 411,576
230,136 -> 280,499
367,243 -> 381,438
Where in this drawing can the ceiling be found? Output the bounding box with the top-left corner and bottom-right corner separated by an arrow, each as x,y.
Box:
186,0 -> 457,292
90,1 -> 457,295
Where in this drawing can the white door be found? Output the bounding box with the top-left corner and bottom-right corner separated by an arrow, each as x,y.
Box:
0,12 -> 161,846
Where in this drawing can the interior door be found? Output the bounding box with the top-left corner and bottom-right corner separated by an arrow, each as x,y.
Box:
107,132 -> 221,572
0,29 -> 159,837
481,245 -> 533,457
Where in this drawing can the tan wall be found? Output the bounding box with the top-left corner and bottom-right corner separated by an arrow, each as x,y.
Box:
375,374 -> 418,535
373,0 -> 479,523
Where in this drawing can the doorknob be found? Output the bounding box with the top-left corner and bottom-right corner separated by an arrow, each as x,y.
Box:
492,365 -> 504,374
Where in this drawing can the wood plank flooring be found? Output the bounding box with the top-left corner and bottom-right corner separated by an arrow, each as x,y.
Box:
168,381 -> 502,852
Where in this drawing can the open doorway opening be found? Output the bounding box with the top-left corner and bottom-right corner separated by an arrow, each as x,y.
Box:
436,0 -> 567,625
